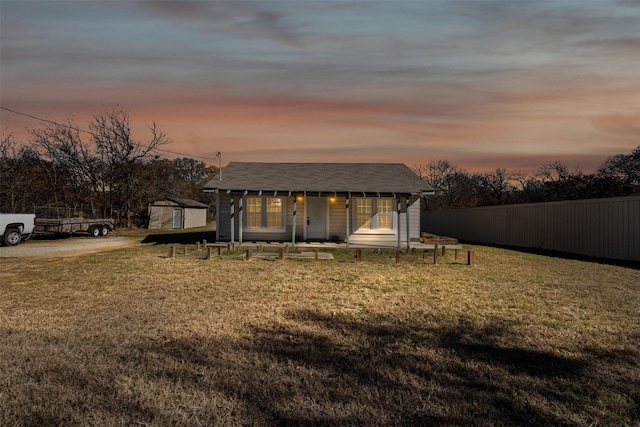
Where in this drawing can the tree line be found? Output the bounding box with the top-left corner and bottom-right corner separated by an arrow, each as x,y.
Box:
413,146 -> 639,210
2,108 -> 638,224
1,109 -> 218,227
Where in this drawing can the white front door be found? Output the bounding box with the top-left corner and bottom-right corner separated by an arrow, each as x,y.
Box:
172,208 -> 183,229
306,197 -> 327,240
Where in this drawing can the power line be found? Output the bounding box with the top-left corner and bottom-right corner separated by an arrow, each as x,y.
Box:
0,106 -> 221,162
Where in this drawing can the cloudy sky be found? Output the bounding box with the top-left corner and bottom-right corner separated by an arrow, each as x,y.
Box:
1,0 -> 638,173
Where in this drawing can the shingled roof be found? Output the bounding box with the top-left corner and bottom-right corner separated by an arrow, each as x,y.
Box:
204,162 -> 433,196
151,197 -> 209,208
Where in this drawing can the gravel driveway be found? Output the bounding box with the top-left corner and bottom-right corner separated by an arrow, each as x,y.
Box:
0,236 -> 139,258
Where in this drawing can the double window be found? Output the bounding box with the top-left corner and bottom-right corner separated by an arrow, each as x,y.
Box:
353,198 -> 394,231
245,196 -> 284,230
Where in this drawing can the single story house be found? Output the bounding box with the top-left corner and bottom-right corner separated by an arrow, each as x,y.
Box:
203,162 -> 434,247
147,197 -> 209,230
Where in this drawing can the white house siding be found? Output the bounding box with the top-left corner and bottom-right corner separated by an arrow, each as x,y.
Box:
328,197 -> 347,241
423,195 -> 640,262
216,194 -> 231,241
216,193 -> 423,245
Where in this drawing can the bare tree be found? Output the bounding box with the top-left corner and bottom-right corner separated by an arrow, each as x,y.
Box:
89,109 -> 170,227
478,168 -> 513,205
536,161 -> 585,201
30,120 -> 97,211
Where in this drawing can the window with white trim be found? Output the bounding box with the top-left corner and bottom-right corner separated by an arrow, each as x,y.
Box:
245,196 -> 284,230
353,198 -> 395,231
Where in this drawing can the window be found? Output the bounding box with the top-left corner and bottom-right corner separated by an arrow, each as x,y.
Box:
355,198 -> 372,229
353,198 -> 395,231
245,196 -> 284,229
377,199 -> 393,230
246,197 -> 262,228
266,197 -> 282,228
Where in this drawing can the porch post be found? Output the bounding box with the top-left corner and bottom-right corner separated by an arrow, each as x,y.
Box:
215,190 -> 220,241
406,197 -> 411,251
238,195 -> 243,244
397,198 -> 402,249
292,196 -> 297,244
345,196 -> 350,247
230,195 -> 235,243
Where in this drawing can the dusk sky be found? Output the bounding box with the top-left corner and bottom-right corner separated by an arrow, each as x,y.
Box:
1,0 -> 639,173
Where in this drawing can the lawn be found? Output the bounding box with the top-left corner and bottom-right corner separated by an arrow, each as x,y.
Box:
1,233 -> 638,426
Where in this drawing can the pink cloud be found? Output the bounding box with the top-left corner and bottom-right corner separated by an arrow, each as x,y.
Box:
592,113 -> 640,135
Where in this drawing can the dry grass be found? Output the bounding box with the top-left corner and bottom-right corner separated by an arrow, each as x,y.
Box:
1,234 -> 638,426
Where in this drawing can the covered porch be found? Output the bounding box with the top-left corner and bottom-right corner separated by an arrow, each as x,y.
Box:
203,162 -> 435,249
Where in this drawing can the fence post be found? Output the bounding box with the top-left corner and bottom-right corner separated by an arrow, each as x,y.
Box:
356,249 -> 362,263
454,249 -> 459,261
169,246 -> 176,258
467,250 -> 475,265
245,249 -> 252,261
278,247 -> 284,261
396,250 -> 401,264
433,244 -> 438,264
196,241 -> 201,251
206,246 -> 213,260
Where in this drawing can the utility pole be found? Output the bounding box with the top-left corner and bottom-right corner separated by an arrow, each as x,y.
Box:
216,151 -> 222,180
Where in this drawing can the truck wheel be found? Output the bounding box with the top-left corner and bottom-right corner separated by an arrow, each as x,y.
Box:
3,228 -> 21,246
100,226 -> 109,236
89,226 -> 100,237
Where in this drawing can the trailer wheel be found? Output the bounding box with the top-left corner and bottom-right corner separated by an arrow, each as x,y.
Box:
100,226 -> 109,236
89,226 -> 100,237
3,228 -> 21,246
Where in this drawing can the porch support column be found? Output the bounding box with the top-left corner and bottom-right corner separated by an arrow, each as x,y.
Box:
292,196 -> 297,244
215,190 -> 220,241
345,196 -> 350,247
238,193 -> 244,244
230,195 -> 235,243
406,197 -> 411,251
397,198 -> 402,249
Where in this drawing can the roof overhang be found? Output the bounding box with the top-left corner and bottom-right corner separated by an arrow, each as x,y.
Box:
205,188 -> 434,198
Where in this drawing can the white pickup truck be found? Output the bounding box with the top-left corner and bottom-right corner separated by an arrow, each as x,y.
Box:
0,213 -> 36,246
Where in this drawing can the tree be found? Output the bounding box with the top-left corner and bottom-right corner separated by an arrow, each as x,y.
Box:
0,134 -> 50,212
597,145 -> 640,194
477,168 -> 514,206
89,109 -> 170,227
535,161 -> 586,201
30,119 -> 97,211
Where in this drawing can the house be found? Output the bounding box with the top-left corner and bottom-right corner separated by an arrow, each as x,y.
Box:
147,197 -> 209,230
203,163 -> 434,247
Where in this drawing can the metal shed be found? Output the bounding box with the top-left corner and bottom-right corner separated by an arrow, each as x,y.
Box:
147,197 -> 209,230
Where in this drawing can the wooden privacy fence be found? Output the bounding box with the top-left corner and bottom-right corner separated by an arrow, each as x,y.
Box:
422,195 -> 640,262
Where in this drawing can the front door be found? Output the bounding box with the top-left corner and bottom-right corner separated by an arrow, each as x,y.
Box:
172,208 -> 183,229
306,197 -> 327,240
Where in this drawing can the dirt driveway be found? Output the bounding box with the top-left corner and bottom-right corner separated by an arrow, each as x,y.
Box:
0,236 -> 139,258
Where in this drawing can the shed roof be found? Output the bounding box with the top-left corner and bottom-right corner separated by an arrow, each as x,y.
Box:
204,162 -> 433,196
151,197 -> 209,208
